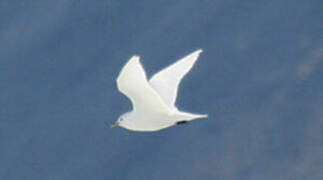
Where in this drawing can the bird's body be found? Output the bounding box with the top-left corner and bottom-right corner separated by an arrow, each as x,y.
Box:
112,49 -> 207,132
119,109 -> 207,132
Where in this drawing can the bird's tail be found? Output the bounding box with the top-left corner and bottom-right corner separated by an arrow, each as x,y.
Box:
175,111 -> 208,121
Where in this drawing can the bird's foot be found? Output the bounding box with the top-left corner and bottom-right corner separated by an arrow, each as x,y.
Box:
176,120 -> 188,125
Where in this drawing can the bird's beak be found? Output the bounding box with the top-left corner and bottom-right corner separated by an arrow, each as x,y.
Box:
110,121 -> 119,128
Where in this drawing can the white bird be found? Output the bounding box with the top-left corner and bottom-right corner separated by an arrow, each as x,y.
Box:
111,49 -> 208,132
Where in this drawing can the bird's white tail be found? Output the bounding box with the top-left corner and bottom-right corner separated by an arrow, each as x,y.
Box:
175,111 -> 208,121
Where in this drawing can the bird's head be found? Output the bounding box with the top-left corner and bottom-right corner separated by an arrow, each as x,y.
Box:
111,112 -> 131,128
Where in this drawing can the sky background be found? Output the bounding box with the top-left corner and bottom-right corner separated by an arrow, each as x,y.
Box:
1,0 -> 322,179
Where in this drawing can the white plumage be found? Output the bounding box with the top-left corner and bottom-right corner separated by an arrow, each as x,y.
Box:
112,49 -> 208,132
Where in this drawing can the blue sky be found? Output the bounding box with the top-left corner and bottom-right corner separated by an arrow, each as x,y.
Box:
0,0 -> 322,179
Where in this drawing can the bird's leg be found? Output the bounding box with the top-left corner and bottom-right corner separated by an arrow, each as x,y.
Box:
176,120 -> 188,125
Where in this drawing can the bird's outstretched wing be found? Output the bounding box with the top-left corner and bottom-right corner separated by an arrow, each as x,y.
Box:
149,49 -> 203,109
117,56 -> 170,113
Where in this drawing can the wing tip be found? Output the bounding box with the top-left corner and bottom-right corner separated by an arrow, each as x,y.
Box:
189,49 -> 203,58
196,49 -> 203,53
117,54 -> 142,83
125,55 -> 141,66
131,55 -> 141,61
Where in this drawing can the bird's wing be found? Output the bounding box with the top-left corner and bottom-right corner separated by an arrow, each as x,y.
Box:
149,49 -> 203,109
117,56 -> 170,113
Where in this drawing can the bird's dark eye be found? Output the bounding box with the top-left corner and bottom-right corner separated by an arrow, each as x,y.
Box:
119,118 -> 123,121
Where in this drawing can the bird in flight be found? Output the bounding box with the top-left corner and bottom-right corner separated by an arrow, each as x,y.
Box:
111,49 -> 208,132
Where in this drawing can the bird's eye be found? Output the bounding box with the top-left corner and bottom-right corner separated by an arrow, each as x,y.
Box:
119,118 -> 123,121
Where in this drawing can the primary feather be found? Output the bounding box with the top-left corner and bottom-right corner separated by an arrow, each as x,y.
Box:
117,56 -> 169,113
149,49 -> 203,109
